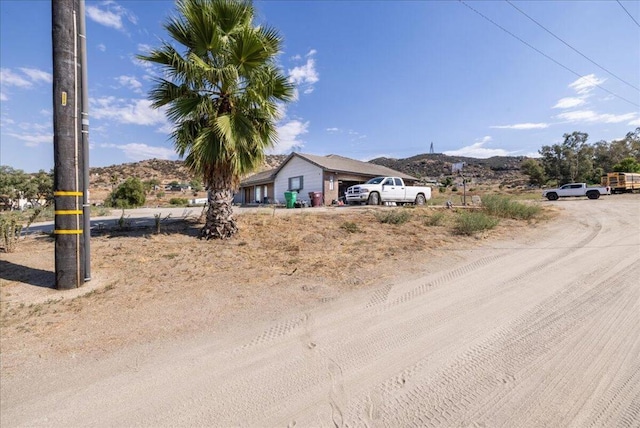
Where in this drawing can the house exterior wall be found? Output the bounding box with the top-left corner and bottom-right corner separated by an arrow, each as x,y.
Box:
323,172 -> 339,204
236,183 -> 275,204
274,156 -> 323,204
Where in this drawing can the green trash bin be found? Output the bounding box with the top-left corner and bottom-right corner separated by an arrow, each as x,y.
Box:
284,191 -> 297,209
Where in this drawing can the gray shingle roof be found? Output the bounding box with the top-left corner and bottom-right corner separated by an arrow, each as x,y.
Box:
290,153 -> 417,180
240,168 -> 276,185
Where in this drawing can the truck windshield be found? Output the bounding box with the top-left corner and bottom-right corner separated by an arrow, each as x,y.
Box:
365,177 -> 385,184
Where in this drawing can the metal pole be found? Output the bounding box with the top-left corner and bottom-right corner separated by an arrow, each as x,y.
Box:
79,0 -> 91,281
53,0 -> 84,289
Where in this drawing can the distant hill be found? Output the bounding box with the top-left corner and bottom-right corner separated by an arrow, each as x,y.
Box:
90,155 -> 288,189
369,153 -> 529,186
90,153 -> 529,191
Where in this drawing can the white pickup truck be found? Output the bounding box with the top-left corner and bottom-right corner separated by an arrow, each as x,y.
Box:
345,177 -> 431,205
542,183 -> 611,200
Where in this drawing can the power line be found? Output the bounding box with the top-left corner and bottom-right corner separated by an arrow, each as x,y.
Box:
458,0 -> 640,108
506,0 -> 639,92
617,0 -> 640,28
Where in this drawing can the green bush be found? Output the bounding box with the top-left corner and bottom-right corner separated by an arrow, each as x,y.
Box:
374,210 -> 411,225
340,221 -> 360,233
1,215 -> 22,253
107,177 -> 146,208
481,195 -> 541,220
454,211 -> 499,236
424,211 -> 446,226
169,197 -> 189,206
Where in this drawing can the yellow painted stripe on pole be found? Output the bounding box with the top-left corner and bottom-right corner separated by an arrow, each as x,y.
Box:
55,210 -> 83,215
54,191 -> 83,196
54,229 -> 83,235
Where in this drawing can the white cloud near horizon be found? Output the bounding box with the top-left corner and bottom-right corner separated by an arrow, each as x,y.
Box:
444,136 -> 512,158
91,97 -> 167,126
629,118 -> 640,126
271,120 -> 309,154
86,0 -> 137,31
490,122 -> 549,130
99,142 -> 176,161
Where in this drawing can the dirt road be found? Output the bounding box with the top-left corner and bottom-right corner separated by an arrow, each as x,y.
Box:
2,197 -> 639,427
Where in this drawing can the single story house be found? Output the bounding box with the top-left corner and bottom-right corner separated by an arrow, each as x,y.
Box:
236,152 -> 418,206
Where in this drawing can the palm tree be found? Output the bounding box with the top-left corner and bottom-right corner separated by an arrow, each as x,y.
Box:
138,0 -> 294,239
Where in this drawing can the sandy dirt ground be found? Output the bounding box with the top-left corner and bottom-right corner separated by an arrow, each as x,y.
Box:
1,196 -> 639,427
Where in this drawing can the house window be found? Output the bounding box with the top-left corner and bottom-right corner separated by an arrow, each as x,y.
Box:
329,175 -> 334,190
288,176 -> 303,191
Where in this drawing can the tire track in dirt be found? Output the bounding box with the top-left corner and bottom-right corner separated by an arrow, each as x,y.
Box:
341,261 -> 638,427
470,257 -> 640,427
173,214 -> 608,424
223,215 -> 604,359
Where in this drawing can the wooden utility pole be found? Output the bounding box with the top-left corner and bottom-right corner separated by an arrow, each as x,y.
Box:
52,0 -> 84,289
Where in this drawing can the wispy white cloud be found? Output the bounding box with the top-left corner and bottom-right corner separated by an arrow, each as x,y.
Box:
137,44 -> 152,53
288,49 -> 319,96
326,127 -> 340,132
0,68 -> 32,88
629,118 -> 640,126
0,116 -> 15,127
99,143 -> 176,161
7,132 -> 52,147
490,122 -> 549,130
0,91 -> 7,101
86,1 -> 137,32
1,67 -> 52,91
553,74 -> 604,110
91,97 -> 167,126
18,68 -> 52,84
115,75 -> 143,93
271,120 -> 309,154
444,136 -> 512,158
97,43 -> 107,52
553,97 -> 585,109
556,110 -> 637,124
569,73 -> 606,95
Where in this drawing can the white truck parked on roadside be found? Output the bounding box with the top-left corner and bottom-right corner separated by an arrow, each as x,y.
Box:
542,183 -> 611,200
345,177 -> 431,205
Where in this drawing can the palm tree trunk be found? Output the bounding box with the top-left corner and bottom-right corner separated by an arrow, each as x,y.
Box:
202,170 -> 237,239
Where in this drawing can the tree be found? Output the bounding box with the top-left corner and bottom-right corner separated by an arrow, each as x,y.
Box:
539,131 -> 594,184
139,0 -> 293,239
108,177 -> 146,208
520,158 -> 546,187
190,178 -> 204,192
32,169 -> 54,205
612,157 -> 640,173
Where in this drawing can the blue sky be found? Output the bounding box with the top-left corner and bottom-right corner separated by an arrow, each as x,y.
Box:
1,0 -> 639,172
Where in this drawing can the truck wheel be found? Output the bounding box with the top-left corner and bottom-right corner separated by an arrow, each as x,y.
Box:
415,194 -> 426,205
547,192 -> 558,201
367,192 -> 380,205
587,191 -> 600,200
